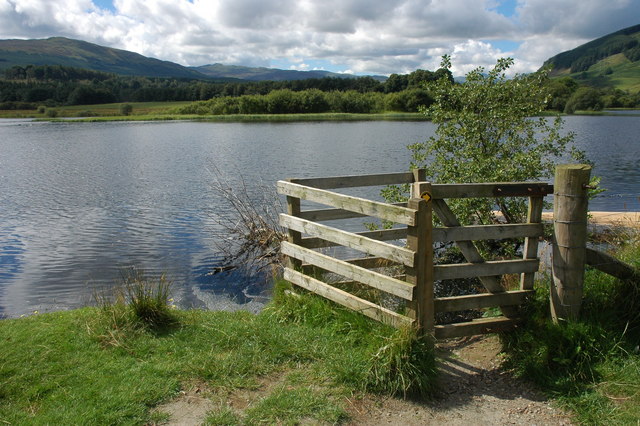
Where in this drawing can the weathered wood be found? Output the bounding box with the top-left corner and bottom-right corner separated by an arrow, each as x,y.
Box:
586,247 -> 638,280
277,181 -> 417,225
285,189 -> 302,270
301,228 -> 407,249
281,242 -> 415,300
283,268 -> 414,329
520,196 -> 544,290
289,171 -> 415,189
431,182 -> 553,199
434,316 -> 521,339
434,259 -> 539,281
432,199 -> 507,293
345,256 -> 399,269
279,214 -> 415,267
432,223 -> 543,243
551,164 -> 591,322
434,290 -> 534,313
406,178 -> 435,335
298,203 -> 408,221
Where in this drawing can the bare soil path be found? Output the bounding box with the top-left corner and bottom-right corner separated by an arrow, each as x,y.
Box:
157,335 -> 574,425
346,335 -> 574,425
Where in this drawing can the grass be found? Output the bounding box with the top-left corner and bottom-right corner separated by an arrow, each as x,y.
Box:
0,101 -> 428,122
501,232 -> 640,424
0,279 -> 436,424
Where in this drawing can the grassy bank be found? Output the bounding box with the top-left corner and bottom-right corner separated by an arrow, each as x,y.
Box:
0,281 -> 436,424
0,101 -> 428,122
502,233 -> 640,424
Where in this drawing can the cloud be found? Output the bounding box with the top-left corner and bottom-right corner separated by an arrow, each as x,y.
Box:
0,0 -> 639,75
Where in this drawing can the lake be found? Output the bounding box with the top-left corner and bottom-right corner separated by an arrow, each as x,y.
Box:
1,116 -> 639,318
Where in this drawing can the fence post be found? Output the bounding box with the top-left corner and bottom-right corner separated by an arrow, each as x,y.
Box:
407,171 -> 434,336
551,164 -> 591,322
285,179 -> 302,270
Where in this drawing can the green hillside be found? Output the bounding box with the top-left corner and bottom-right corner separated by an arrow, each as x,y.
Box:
544,24 -> 640,92
193,63 -> 356,81
0,37 -> 207,79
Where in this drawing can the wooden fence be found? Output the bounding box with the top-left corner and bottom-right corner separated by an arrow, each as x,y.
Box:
277,169 -> 555,339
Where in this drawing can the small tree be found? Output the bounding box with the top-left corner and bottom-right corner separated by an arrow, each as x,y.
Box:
120,103 -> 133,116
404,56 -> 586,227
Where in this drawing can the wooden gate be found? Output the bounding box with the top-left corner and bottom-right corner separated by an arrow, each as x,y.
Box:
277,170 -> 552,339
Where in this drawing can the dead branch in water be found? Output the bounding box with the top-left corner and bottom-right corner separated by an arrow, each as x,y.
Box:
208,166 -> 286,280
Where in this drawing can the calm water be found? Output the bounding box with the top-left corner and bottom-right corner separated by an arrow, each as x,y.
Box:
1,116 -> 638,317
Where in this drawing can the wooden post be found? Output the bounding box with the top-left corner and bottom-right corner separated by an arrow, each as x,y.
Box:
520,196 -> 544,290
407,171 -> 434,336
551,164 -> 591,322
285,179 -> 302,270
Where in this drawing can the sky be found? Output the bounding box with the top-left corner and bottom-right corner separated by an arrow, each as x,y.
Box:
1,0 -> 639,76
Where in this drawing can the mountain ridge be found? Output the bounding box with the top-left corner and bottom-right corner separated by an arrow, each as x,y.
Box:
0,36 -> 378,82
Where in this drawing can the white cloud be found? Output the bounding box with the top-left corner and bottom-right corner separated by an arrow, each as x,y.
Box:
0,0 -> 639,75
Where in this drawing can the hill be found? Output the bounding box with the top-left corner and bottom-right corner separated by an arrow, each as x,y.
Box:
193,63 -> 358,81
0,37 -> 210,79
544,24 -> 640,92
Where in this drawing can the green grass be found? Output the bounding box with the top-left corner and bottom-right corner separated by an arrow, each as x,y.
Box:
0,101 -> 428,122
501,236 -> 640,424
0,280 -> 436,424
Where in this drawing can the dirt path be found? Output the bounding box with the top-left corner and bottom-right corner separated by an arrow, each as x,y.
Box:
157,335 -> 573,425
346,335 -> 573,425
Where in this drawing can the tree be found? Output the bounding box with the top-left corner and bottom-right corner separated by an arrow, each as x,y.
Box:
404,56 -> 586,227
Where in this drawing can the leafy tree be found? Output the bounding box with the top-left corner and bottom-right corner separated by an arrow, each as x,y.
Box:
564,87 -> 603,113
402,56 -> 586,227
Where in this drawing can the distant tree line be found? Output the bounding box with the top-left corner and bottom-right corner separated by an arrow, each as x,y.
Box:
1,63 -> 638,114
0,64 -> 452,111
546,76 -> 640,113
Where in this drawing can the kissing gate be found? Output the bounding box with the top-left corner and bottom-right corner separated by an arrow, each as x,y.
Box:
276,165 -> 626,339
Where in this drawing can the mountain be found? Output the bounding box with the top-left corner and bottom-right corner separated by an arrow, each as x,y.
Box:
193,63 -> 369,81
0,37 -> 211,79
544,24 -> 640,92
0,37 -> 385,82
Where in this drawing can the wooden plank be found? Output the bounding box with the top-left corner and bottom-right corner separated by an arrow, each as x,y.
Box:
285,191 -> 302,270
283,268 -> 413,329
301,228 -> 407,249
520,196 -> 544,290
431,182 -> 553,199
434,316 -> 521,339
279,214 -> 415,267
432,223 -> 543,243
290,172 -> 414,189
277,180 -> 417,226
281,242 -> 414,300
345,257 -> 399,269
434,290 -> 534,313
586,247 -> 638,280
434,259 -> 539,281
298,202 -> 407,221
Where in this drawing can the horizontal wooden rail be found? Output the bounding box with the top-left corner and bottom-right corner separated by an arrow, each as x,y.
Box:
586,247 -> 638,280
432,182 -> 552,199
279,214 -> 415,267
284,268 -> 414,329
434,290 -> 533,313
290,172 -> 414,189
299,202 -> 407,221
435,316 -> 521,339
278,180 -> 416,226
345,256 -> 399,269
301,228 -> 407,249
281,242 -> 414,300
433,259 -> 539,281
433,223 -> 544,242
